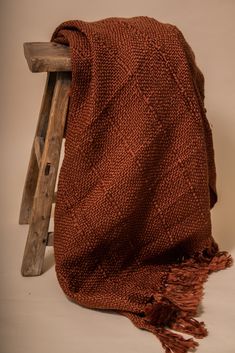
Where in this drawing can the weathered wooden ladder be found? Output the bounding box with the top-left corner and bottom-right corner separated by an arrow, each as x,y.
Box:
19,42 -> 72,276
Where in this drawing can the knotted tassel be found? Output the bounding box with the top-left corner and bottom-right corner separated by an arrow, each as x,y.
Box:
144,298 -> 179,326
155,327 -> 198,353
169,314 -> 208,339
121,248 -> 233,353
207,251 -> 233,272
122,311 -> 199,353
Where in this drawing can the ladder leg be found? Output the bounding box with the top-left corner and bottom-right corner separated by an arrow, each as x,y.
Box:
21,71 -> 71,276
19,72 -> 57,224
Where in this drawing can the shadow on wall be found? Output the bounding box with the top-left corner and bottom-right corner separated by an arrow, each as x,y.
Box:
42,247 -> 55,272
210,113 -> 235,252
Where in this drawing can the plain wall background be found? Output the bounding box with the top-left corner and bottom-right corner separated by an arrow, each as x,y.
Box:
0,1 -> 234,353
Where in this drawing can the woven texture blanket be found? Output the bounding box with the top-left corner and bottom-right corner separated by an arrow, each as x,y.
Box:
50,16 -> 232,353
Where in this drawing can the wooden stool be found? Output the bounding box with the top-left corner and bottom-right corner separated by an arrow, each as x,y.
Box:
19,42 -> 72,276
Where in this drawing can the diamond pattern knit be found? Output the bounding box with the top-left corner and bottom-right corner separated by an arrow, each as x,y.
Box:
50,16 -> 232,353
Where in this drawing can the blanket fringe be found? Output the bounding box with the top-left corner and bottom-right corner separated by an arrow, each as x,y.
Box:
155,327 -> 198,353
140,247 -> 233,353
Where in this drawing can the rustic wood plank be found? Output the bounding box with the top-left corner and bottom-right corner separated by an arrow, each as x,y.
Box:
34,136 -> 44,167
19,72 -> 57,225
24,42 -> 71,72
21,71 -> 71,276
47,232 -> 54,246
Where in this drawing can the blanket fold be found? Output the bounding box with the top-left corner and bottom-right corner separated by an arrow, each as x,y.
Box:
50,16 -> 232,353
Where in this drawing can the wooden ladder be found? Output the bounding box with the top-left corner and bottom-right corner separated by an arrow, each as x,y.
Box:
19,42 -> 72,276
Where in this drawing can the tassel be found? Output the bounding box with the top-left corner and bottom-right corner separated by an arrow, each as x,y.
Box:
144,298 -> 179,326
121,311 -> 199,353
169,314 -> 207,338
121,248 -> 233,353
143,248 -> 233,352
144,297 -> 207,339
207,251 -> 233,272
155,327 -> 198,353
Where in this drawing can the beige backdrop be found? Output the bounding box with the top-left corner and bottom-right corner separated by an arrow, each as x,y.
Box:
0,1 -> 235,353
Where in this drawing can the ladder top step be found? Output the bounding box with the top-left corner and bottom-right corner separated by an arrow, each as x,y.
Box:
23,42 -> 71,73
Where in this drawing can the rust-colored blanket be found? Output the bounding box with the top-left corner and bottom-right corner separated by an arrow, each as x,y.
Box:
50,16 -> 232,353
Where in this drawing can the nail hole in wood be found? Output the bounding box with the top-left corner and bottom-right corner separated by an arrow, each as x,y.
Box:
45,163 -> 51,175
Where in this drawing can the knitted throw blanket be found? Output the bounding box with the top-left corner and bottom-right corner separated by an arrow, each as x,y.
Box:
50,16 -> 232,353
